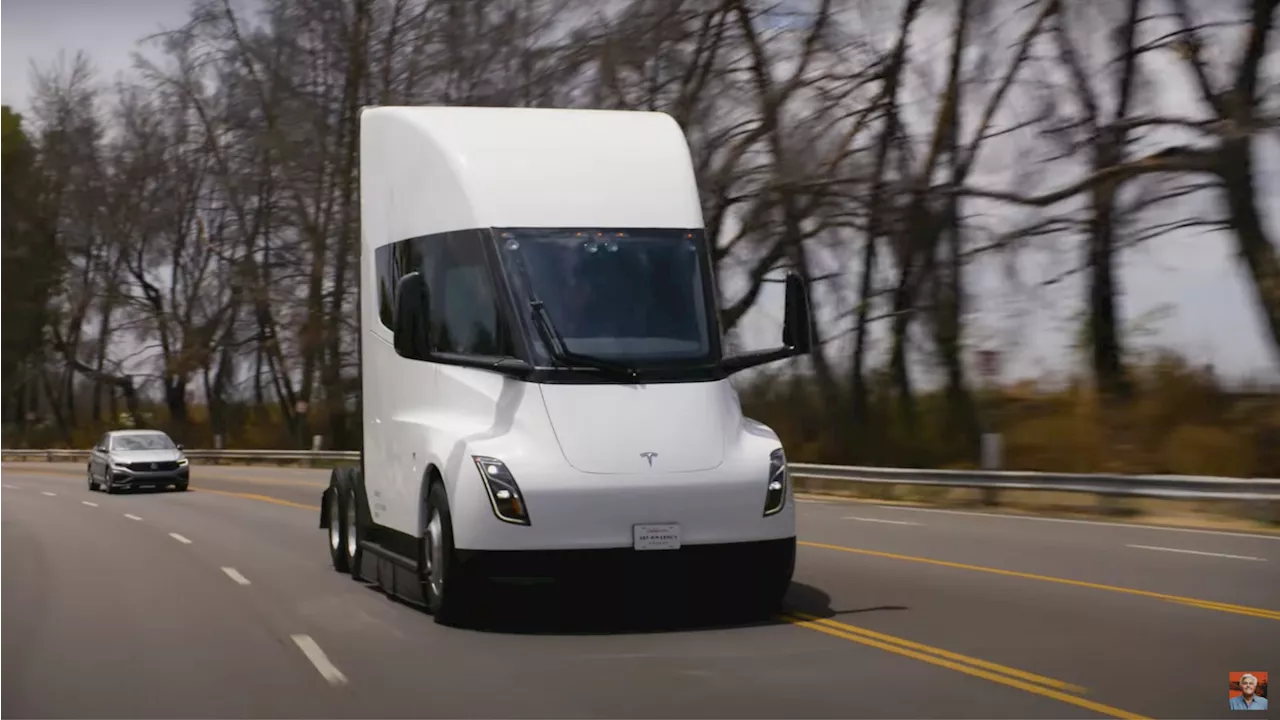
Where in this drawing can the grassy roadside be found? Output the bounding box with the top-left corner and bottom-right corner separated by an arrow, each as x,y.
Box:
791,476 -> 1280,535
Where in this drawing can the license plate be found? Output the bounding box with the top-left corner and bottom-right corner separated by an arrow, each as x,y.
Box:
632,523 -> 681,551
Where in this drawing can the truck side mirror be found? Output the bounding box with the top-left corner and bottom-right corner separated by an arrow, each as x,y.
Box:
781,272 -> 813,354
393,271 -> 432,359
720,270 -> 814,375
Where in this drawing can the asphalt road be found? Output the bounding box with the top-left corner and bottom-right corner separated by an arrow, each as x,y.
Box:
3,462 -> 1277,719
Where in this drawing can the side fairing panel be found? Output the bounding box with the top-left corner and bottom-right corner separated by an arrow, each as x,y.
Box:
367,360 -> 562,536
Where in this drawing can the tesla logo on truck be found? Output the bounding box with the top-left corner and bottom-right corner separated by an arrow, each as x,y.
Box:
640,452 -> 658,467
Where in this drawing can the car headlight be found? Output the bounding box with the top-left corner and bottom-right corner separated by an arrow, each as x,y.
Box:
472,456 -> 530,525
177,457 -> 189,466
763,448 -> 788,516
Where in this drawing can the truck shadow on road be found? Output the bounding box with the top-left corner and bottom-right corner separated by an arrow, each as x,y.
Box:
409,580 -> 907,636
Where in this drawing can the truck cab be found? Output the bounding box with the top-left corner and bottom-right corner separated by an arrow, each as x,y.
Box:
320,105 -> 813,625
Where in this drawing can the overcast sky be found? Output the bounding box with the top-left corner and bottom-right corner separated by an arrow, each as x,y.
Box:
4,0 -> 1278,386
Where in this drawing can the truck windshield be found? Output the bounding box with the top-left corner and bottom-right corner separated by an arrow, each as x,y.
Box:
494,227 -> 717,368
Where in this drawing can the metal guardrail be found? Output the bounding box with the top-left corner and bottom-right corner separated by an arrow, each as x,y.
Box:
3,448 -> 1278,502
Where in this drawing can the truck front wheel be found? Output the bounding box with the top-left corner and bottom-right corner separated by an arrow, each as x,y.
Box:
724,541 -> 795,622
421,481 -> 476,626
326,481 -> 351,574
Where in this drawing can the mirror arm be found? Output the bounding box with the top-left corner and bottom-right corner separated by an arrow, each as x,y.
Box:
721,345 -> 803,375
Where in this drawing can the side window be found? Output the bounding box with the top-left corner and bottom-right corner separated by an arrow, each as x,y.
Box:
421,232 -> 515,358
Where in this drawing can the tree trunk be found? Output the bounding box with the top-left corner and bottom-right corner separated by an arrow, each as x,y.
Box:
1221,140 -> 1280,365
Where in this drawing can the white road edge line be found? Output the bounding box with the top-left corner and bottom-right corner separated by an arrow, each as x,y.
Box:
124,514 -> 143,521
221,567 -> 251,585
1126,544 -> 1267,562
843,516 -> 922,526
169,533 -> 193,544
41,491 -> 57,497
876,505 -> 1280,541
82,501 -> 99,507
291,634 -> 348,686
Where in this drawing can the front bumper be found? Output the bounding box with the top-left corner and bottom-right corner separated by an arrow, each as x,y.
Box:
456,536 -> 797,585
107,465 -> 190,488
450,458 -> 796,552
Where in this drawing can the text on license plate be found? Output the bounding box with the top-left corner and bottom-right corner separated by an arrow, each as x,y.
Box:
633,523 -> 681,551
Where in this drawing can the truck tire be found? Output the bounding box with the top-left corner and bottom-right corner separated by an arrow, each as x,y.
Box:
421,480 -> 476,626
729,541 -> 795,622
344,476 -> 366,581
327,471 -> 351,574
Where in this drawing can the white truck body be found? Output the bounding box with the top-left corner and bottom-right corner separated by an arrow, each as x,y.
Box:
322,105 -> 812,624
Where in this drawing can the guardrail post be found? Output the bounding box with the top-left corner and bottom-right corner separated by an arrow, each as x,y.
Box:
979,433 -> 1002,506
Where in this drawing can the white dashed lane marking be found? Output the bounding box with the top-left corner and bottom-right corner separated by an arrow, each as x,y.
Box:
844,516 -> 922,526
1126,544 -> 1267,562
291,634 -> 348,686
169,533 -> 193,544
221,567 -> 251,585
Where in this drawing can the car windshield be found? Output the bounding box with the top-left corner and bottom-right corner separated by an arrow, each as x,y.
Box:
495,228 -> 716,366
112,434 -> 175,451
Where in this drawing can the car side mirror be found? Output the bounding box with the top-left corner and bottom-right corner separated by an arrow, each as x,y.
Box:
393,271 -> 432,360
176,444 -> 185,451
781,272 -> 813,354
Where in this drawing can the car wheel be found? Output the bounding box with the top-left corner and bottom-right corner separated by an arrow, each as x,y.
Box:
88,468 -> 100,492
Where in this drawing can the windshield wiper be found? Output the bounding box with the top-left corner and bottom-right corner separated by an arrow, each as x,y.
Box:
529,300 -> 638,381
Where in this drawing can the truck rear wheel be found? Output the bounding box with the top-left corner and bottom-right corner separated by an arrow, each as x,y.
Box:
421,481 -> 476,626
345,480 -> 366,581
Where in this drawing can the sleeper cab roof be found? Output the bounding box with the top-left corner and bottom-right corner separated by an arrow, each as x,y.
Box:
358,106 -> 706,247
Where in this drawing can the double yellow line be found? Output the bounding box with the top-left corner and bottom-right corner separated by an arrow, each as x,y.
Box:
781,611 -> 1150,719
191,487 -> 320,511
799,541 -> 1280,621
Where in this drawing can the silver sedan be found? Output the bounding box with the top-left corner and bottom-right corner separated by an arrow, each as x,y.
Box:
87,429 -> 191,493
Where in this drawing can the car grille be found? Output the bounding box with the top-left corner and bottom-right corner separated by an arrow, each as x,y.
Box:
124,461 -> 181,472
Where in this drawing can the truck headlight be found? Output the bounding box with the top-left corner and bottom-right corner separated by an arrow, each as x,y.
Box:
763,448 -> 788,516
472,456 -> 531,525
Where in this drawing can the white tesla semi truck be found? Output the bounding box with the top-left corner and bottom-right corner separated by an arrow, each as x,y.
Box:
320,105 -> 814,626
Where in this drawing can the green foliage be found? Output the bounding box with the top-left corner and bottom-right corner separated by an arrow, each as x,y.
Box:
738,351 -> 1279,477
1,105 -> 59,418
2,349 -> 1273,479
